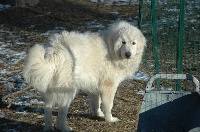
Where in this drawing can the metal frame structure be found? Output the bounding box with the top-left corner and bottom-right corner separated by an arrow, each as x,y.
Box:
137,0 -> 200,131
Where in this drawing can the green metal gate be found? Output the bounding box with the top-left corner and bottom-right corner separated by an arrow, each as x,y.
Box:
139,0 -> 200,91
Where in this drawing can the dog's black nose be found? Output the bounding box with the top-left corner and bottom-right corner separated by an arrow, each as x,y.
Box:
125,52 -> 131,58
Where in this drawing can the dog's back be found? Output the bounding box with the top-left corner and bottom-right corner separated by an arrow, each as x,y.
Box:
23,31 -> 109,94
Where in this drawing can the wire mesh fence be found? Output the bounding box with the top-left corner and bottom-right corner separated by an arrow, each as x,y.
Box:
139,0 -> 200,91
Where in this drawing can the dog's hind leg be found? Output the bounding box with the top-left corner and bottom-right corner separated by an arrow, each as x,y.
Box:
88,93 -> 104,117
56,89 -> 76,132
44,94 -> 54,132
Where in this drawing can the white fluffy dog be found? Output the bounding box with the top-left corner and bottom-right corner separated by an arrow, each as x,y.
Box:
23,21 -> 146,131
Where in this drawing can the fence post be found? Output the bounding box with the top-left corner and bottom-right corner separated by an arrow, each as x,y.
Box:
177,0 -> 185,91
151,0 -> 160,88
138,0 -> 143,30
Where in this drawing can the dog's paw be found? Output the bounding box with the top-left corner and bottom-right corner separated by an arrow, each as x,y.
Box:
63,126 -> 72,132
44,126 -> 54,132
92,110 -> 104,118
105,116 -> 120,122
55,125 -> 72,132
97,110 -> 104,117
111,117 -> 120,122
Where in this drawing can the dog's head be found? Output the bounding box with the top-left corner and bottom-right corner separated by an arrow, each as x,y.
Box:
106,21 -> 146,61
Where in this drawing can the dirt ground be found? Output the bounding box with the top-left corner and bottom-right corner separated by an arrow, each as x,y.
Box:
0,0 -> 147,131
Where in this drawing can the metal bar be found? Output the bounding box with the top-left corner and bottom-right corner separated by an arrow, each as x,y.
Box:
177,0 -> 185,91
151,0 -> 160,88
138,0 -> 143,30
146,74 -> 199,94
145,91 -> 195,94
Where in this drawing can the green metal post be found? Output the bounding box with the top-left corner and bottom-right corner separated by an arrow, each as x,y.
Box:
151,0 -> 160,88
177,0 -> 185,91
138,0 -> 143,30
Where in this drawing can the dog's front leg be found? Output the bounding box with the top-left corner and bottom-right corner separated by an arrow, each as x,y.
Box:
100,80 -> 119,122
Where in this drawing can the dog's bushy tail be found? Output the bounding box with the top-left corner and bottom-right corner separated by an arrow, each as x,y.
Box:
23,44 -> 55,93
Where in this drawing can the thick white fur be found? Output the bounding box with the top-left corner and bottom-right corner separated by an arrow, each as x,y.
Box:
23,21 -> 146,132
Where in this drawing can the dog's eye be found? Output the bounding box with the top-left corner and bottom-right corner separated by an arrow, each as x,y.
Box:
132,42 -> 136,45
122,41 -> 126,44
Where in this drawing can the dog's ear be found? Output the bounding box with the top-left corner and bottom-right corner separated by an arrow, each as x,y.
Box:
135,33 -> 147,55
107,29 -> 118,45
